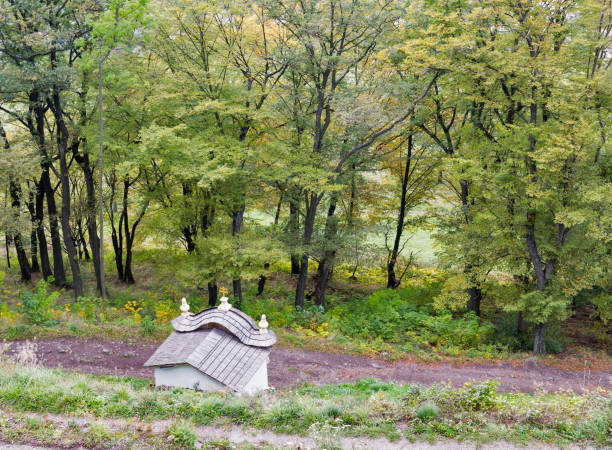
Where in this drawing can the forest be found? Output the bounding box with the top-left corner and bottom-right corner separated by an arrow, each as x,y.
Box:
0,0 -> 611,447
1,0 -> 611,353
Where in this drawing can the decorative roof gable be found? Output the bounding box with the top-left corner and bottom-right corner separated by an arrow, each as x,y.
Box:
171,307 -> 276,347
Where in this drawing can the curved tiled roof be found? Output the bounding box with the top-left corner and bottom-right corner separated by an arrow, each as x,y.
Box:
171,307 -> 276,347
144,329 -> 270,392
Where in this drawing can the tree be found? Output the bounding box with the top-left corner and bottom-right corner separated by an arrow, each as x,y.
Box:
422,0 -> 612,353
0,120 -> 33,280
261,0 -> 404,307
376,132 -> 438,288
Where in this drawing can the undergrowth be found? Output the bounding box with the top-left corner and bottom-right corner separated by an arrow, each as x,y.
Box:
0,249 -> 609,366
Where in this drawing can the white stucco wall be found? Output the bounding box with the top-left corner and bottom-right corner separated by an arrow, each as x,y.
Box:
242,361 -> 268,395
154,365 -> 227,391
154,362 -> 269,394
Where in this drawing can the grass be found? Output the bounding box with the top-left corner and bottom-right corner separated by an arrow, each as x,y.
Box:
0,411 -> 249,449
0,356 -> 610,448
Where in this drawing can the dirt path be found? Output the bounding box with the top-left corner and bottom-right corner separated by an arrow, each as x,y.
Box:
3,338 -> 610,393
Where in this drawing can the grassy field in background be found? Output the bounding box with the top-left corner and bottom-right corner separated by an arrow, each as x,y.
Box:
245,208 -> 438,266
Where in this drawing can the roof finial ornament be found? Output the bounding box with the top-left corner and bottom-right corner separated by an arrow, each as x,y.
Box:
258,314 -> 269,334
218,287 -> 232,312
180,297 -> 190,316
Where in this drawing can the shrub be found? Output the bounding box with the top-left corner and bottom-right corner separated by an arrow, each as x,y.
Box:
416,402 -> 440,421
242,296 -> 297,329
166,421 -> 198,449
321,404 -> 342,418
330,289 -> 403,341
458,381 -> 499,411
154,301 -> 176,324
19,279 -> 59,325
494,316 -> 566,353
140,316 -> 156,334
0,303 -> 19,325
329,287 -> 494,351
412,312 -> 493,349
294,304 -> 327,330
72,296 -> 103,323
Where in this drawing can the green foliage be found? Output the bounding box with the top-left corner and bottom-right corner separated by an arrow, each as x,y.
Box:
330,286 -> 494,352
140,316 -> 156,335
456,381 -> 498,412
166,421 -> 198,450
72,296 -> 103,323
242,297 -> 296,329
334,289 -> 402,341
321,404 -> 342,418
415,402 -> 439,421
416,0 -> 612,354
0,0 -> 610,363
19,279 -> 59,325
493,314 -> 566,353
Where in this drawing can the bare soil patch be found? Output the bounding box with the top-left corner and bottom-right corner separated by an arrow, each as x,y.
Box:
3,337 -> 610,393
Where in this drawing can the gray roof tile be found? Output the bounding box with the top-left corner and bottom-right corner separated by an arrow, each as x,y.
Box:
171,307 -> 276,347
144,328 -> 270,391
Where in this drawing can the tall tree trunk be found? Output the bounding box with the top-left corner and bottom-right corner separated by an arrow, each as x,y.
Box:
75,151 -> 102,292
109,173 -> 124,282
183,227 -> 196,252
387,135 -> 412,289
1,123 -> 31,281
27,93 -> 64,284
314,194 -> 338,307
57,150 -> 83,297
124,236 -> 135,284
4,234 -> 10,268
51,87 -> 83,299
231,204 -> 245,308
120,176 -> 147,286
121,178 -> 134,285
77,220 -> 90,260
288,189 -> 301,275
36,100 -> 67,287
526,221 -> 552,355
182,183 -> 197,252
459,179 -> 483,316
34,178 -> 52,279
257,262 -> 270,296
9,182 -> 32,281
208,282 -> 218,306
41,166 -> 66,286
27,191 -> 40,272
533,322 -> 546,355
295,193 -> 322,307
525,84 -> 551,355
466,286 -> 482,317
75,234 -> 82,260
29,224 -> 39,272
111,220 -> 124,282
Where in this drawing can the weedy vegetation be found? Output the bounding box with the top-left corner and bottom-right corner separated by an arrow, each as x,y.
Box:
0,353 -> 609,448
